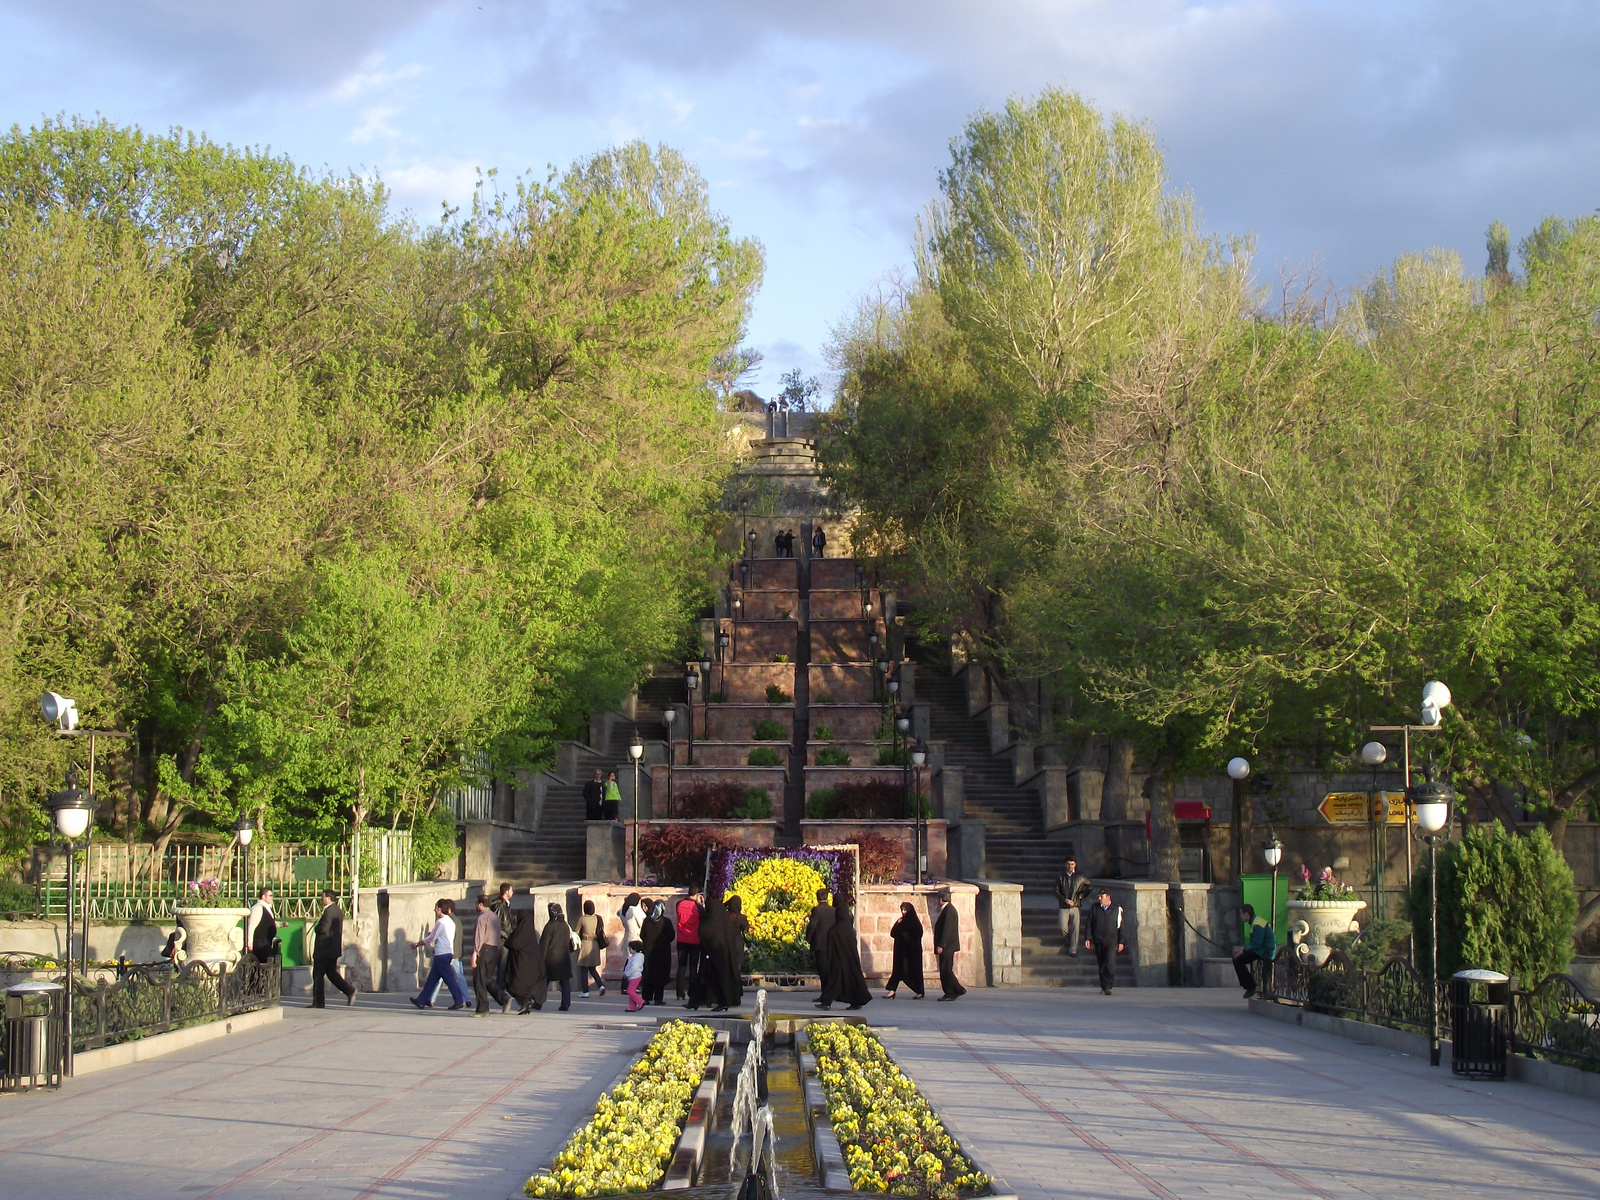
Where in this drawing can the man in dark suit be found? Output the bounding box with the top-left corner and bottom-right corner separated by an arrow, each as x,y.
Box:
805,888 -> 835,983
582,770 -> 606,821
1054,858 -> 1090,955
1086,889 -> 1124,995
932,889 -> 965,1001
312,888 -> 356,1008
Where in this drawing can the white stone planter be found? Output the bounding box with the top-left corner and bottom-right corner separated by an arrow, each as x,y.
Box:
1285,899 -> 1366,966
173,907 -> 249,967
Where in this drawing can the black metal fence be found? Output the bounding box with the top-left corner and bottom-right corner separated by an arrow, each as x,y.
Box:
69,955 -> 281,1052
1257,948 -> 1600,1073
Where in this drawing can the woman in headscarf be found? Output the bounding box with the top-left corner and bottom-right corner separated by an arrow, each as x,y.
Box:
817,896 -> 872,1010
540,902 -> 575,1012
620,892 -> 645,948
725,895 -> 750,977
577,899 -> 606,997
884,901 -> 925,1000
697,890 -> 744,1012
504,908 -> 548,1013
640,900 -> 675,1006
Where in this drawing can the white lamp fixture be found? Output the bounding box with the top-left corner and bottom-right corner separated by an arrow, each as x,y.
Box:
42,691 -> 79,732
911,745 -> 927,767
629,732 -> 645,761
233,815 -> 256,846
1226,756 -> 1251,781
1360,741 -> 1388,766
49,768 -> 94,840
888,679 -> 899,695
1262,830 -> 1283,868
896,716 -> 910,734
1420,679 -> 1452,728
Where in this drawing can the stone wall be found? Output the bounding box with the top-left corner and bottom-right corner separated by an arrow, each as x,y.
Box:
650,765 -> 785,804
810,620 -> 875,662
803,766 -> 914,799
802,742 -> 880,766
811,559 -> 863,590
809,589 -> 878,620
668,742 -> 793,768
731,620 -> 798,661
808,664 -> 880,701
733,591 -> 800,621
805,705 -> 884,742
717,662 -> 797,703
1097,880 -> 1241,988
704,704 -> 795,742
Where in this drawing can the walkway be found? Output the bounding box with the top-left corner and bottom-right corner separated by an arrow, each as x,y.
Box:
0,989 -> 1596,1199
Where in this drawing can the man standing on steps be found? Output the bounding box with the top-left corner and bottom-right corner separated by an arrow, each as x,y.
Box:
311,888 -> 356,1008
932,889 -> 965,1001
1054,858 -> 1089,955
583,770 -> 605,821
1086,889 -> 1124,995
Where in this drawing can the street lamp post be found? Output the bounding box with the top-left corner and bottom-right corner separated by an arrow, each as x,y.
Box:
663,708 -> 677,817
685,669 -> 699,766
911,743 -> 928,885
700,660 -> 712,738
1370,679 -> 1453,896
49,767 -> 95,1078
629,731 -> 646,885
233,816 -> 256,908
717,632 -> 730,699
896,714 -> 911,809
1408,762 -> 1454,1067
1227,757 -> 1250,882
1360,741 -> 1389,919
1263,828 -> 1283,951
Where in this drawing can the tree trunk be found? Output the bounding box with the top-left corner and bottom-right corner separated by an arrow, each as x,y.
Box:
148,803 -> 190,883
1147,773 -> 1181,883
1102,740 -> 1135,822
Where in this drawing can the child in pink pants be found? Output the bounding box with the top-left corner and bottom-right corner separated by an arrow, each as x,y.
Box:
624,940 -> 645,1012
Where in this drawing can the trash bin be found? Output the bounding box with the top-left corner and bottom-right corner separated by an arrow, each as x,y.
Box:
3,981 -> 66,1092
1450,968 -> 1511,1080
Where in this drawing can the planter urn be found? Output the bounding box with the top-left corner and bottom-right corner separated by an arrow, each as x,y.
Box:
1285,899 -> 1366,966
173,907 -> 250,966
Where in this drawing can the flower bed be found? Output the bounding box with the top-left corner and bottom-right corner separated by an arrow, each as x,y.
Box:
808,1023 -> 990,1198
526,1020 -> 716,1197
708,845 -> 860,974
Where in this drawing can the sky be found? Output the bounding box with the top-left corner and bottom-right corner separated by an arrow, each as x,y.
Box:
2,1 -> 1597,398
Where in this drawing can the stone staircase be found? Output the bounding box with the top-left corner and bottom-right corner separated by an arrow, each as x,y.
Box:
919,662 -> 1134,987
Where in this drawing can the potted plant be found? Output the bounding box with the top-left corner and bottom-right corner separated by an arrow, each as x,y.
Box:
173,876 -> 250,966
1286,867 -> 1366,966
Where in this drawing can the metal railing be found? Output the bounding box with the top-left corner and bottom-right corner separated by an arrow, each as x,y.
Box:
441,782 -> 494,823
68,955 -> 281,1052
1512,973 -> 1600,1072
1259,949 -> 1600,1074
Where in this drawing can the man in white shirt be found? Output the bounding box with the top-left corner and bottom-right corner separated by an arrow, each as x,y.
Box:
244,887 -> 277,964
409,898 -> 468,1010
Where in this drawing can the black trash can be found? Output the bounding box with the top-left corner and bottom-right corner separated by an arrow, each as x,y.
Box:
1450,968 -> 1510,1080
2,981 -> 66,1092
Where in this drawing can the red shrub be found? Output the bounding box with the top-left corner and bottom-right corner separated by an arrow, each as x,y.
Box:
830,781 -> 916,819
844,832 -> 905,884
674,783 -> 748,819
638,824 -> 738,887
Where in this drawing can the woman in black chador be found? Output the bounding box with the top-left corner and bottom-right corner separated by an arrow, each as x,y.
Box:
698,890 -> 744,1012
725,895 -> 750,976
505,909 -> 548,1013
817,897 -> 872,1010
884,901 -> 925,1000
540,903 -> 575,1011
640,900 -> 675,1006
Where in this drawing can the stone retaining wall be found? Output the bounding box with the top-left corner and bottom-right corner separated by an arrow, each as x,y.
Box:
800,820 -> 949,879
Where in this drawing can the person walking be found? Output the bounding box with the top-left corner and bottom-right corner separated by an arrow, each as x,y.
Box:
698,890 -> 743,1012
811,526 -> 826,558
884,901 -> 925,999
641,900 -> 675,1006
603,772 -> 623,822
1053,858 -> 1089,956
620,892 -> 645,947
1232,904 -> 1276,997
505,908 -> 548,1012
470,894 -> 510,1015
311,888 -> 356,1008
490,881 -> 516,992
624,939 -> 646,1012
540,903 -> 575,1011
932,889 -> 966,1001
410,898 -> 468,1011
577,900 -> 607,996
583,770 -> 606,821
806,888 -> 835,994
675,891 -> 702,1001
1086,889 -> 1125,995
816,896 -> 871,1010
245,887 -> 277,964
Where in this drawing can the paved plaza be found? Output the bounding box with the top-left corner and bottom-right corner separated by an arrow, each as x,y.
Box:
0,988 -> 1596,1200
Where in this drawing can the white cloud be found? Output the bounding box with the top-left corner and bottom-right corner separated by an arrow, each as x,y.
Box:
329,56 -> 425,102
350,104 -> 403,143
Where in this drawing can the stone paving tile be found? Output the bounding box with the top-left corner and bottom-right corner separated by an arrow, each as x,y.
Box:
2,987 -> 1598,1200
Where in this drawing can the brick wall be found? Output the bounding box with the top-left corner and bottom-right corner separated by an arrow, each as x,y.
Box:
704,705 -> 795,741
732,621 -> 798,662
716,663 -> 797,703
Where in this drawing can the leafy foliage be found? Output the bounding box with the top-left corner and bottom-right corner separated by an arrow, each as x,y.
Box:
811,723 -> 835,742
637,824 -> 737,887
815,747 -> 852,767
752,719 -> 787,741
806,782 -> 929,820
1327,918 -> 1411,972
765,684 -> 793,704
746,747 -> 783,767
843,833 -> 904,884
1409,822 -> 1577,982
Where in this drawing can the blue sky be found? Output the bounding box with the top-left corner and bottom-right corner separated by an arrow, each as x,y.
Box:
3,1 -> 1597,398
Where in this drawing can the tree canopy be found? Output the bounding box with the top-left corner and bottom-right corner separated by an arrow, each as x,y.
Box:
822,87 -> 1600,871
0,117 -> 762,861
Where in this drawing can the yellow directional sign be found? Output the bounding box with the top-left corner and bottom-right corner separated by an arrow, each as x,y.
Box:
1318,793 -> 1369,824
1319,791 -> 1410,825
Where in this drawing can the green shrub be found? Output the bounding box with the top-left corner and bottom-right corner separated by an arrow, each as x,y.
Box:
412,808 -> 459,880
753,718 -> 787,741
815,747 -> 851,767
815,692 -> 836,705
730,788 -> 773,820
811,722 -> 834,741
747,746 -> 783,766
765,683 -> 792,704
0,879 -> 36,919
1327,918 -> 1411,971
773,654 -> 790,663
876,745 -> 908,766
676,783 -> 747,819
1408,821 -> 1576,983
707,690 -> 728,704
805,789 -> 838,818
